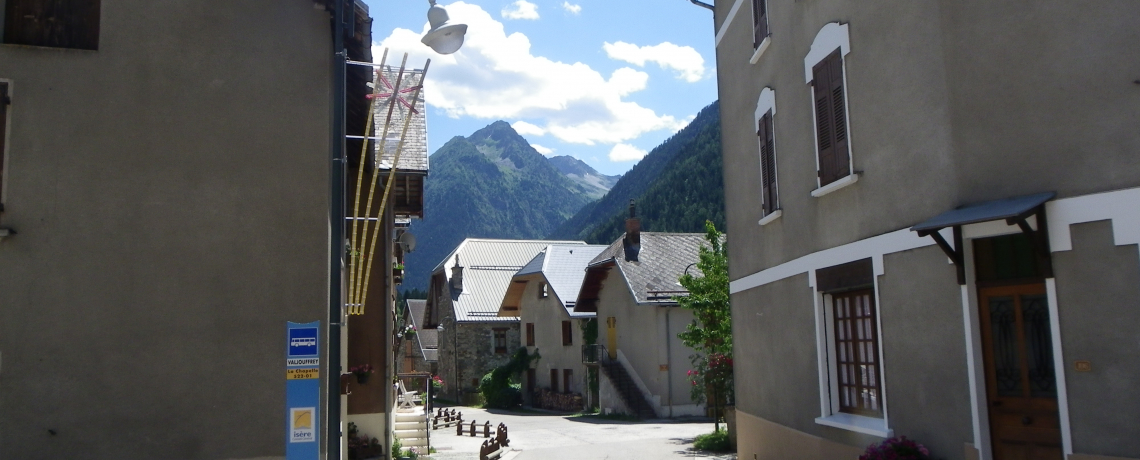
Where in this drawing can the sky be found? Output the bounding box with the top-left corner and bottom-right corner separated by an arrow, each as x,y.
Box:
360,0 -> 719,176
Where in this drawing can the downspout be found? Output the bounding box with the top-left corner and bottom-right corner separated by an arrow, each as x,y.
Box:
665,306 -> 673,418
328,1 -> 347,459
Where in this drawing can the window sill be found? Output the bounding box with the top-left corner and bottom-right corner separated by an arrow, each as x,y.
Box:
758,209 -> 782,226
810,173 -> 859,198
815,413 -> 892,437
749,36 -> 771,64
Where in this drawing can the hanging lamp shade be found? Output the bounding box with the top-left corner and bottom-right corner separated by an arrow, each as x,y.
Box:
421,0 -> 467,55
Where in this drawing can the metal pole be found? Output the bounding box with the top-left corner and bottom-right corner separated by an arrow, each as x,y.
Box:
328,0 -> 347,458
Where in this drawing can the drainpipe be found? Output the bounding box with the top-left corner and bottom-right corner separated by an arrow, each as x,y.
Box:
328,0 -> 347,459
665,307 -> 673,418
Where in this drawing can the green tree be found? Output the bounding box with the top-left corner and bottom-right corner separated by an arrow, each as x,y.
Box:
676,221 -> 733,431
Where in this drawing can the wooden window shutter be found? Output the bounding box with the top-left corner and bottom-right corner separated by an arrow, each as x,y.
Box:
812,50 -> 850,186
751,0 -> 768,47
3,0 -> 101,50
758,112 -> 776,214
550,369 -> 559,393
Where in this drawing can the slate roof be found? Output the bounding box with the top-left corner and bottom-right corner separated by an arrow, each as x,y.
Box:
406,298 -> 438,349
373,66 -> 428,173
434,239 -> 585,322
587,232 -> 708,304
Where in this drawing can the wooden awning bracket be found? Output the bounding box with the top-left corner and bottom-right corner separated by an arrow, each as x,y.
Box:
916,204 -> 1053,285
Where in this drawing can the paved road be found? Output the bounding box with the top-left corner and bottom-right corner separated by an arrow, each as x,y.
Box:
424,405 -> 736,460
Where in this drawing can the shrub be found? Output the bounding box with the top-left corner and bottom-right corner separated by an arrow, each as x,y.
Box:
693,429 -> 733,452
859,436 -> 930,460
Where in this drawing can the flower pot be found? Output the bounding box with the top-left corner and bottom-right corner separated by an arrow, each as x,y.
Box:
356,373 -> 370,384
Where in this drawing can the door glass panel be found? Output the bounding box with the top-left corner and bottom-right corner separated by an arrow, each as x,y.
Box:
1021,294 -> 1057,398
989,296 -> 1022,397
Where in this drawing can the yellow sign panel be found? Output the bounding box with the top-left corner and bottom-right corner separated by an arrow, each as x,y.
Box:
287,368 -> 320,380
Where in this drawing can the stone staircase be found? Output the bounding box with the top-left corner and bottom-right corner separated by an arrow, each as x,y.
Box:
585,343 -> 656,420
394,407 -> 429,448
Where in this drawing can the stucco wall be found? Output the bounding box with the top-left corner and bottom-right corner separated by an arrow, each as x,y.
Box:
878,246 -> 973,459
518,280 -> 589,396
597,267 -> 701,416
0,2 -> 333,459
1052,221 -> 1140,458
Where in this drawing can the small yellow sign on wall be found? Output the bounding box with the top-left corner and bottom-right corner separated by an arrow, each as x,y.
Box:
1074,361 -> 1092,372
287,368 -> 320,380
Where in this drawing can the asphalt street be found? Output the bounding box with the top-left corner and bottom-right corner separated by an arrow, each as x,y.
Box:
424,405 -> 736,460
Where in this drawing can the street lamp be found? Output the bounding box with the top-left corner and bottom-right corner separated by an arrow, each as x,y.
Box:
421,0 -> 468,55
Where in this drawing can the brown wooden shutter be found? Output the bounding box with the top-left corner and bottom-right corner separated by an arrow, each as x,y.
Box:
3,0 -> 101,50
812,50 -> 850,186
563,369 -> 572,394
758,112 -> 776,214
561,321 -> 572,346
0,83 -> 7,209
550,369 -> 559,393
526,323 -> 535,346
752,0 -> 768,47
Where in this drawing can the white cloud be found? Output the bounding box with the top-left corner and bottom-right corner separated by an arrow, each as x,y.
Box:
603,41 -> 706,83
375,2 -> 687,146
562,2 -> 581,14
501,0 -> 539,20
530,144 -> 554,155
512,121 -> 546,136
608,143 -> 648,162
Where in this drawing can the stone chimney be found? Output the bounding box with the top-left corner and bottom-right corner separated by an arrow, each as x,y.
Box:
450,254 -> 464,292
623,199 -> 641,262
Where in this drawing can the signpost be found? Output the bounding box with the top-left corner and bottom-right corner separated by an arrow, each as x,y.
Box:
286,321 -> 321,459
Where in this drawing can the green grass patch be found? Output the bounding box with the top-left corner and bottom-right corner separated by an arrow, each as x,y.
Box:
693,429 -> 733,452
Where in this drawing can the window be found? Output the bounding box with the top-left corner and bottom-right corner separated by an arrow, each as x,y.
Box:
493,328 -> 507,354
812,50 -> 850,187
3,0 -> 101,50
526,322 -> 535,346
538,282 -> 548,298
758,110 -> 778,216
815,258 -> 887,430
550,369 -> 559,393
561,321 -> 572,346
563,369 -> 573,394
804,23 -> 854,195
526,368 -> 535,395
832,289 -> 881,416
751,0 -> 768,48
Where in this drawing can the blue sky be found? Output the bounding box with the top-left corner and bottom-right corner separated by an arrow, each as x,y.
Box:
360,0 -> 719,176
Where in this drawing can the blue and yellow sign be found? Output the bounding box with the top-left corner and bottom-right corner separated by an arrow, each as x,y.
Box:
286,321 -> 320,459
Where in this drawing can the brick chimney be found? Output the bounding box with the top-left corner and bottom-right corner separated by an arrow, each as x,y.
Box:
623,199 -> 641,262
451,254 -> 464,292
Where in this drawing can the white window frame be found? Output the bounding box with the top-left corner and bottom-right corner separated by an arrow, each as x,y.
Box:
749,0 -> 771,64
810,260 -> 893,437
755,87 -> 781,225
804,22 -> 858,197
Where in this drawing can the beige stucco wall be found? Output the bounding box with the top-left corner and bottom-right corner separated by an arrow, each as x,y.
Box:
0,2 -> 333,459
517,278 -> 589,396
595,267 -> 701,417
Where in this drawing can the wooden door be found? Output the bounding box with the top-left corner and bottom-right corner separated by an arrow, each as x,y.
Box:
978,284 -> 1063,460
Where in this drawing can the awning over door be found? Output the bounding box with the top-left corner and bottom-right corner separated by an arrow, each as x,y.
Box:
910,192 -> 1056,284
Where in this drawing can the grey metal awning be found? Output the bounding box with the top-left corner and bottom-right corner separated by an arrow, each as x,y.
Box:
910,192 -> 1056,285
910,192 -> 1056,235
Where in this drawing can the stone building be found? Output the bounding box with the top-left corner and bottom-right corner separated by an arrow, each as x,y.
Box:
710,0 -> 1140,459
424,239 -> 582,401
